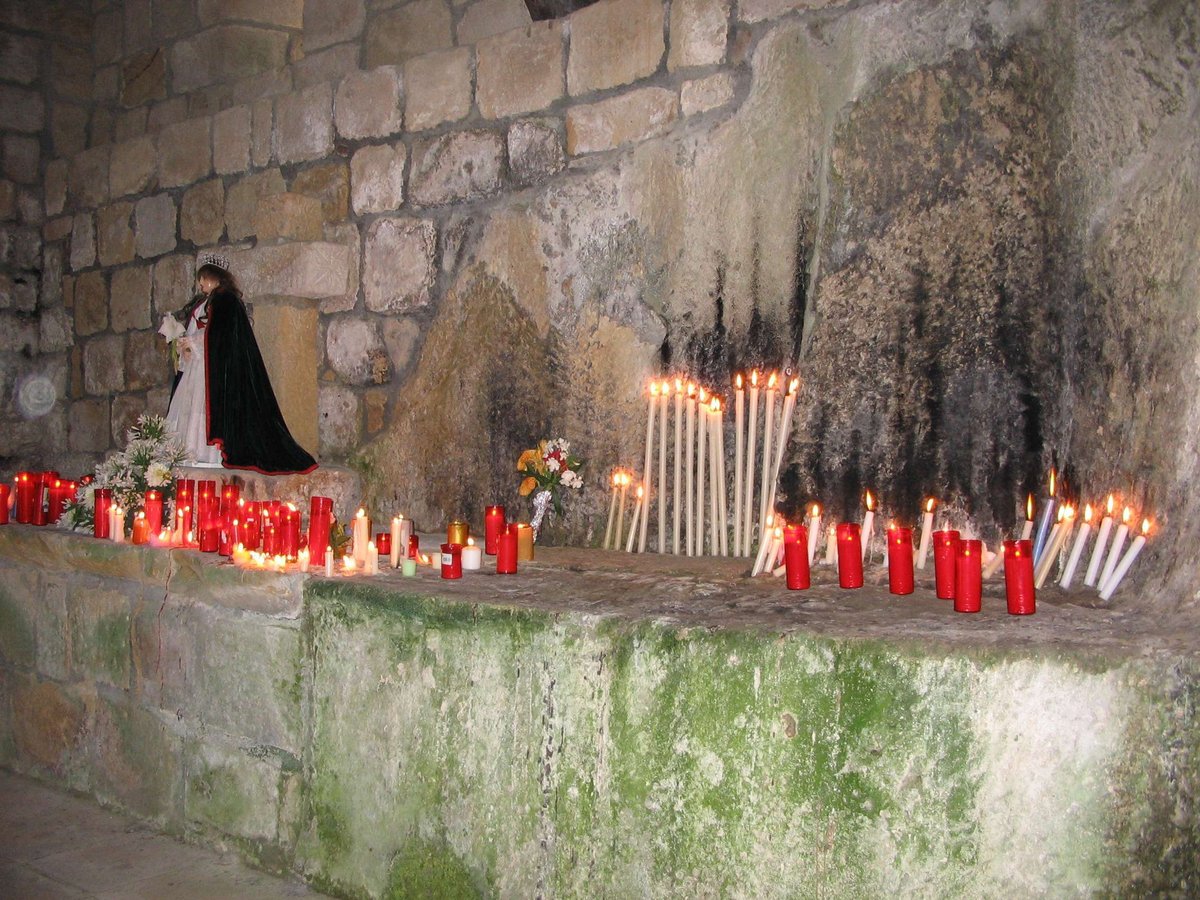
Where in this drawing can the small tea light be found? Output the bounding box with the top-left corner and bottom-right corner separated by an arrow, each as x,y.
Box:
461,538 -> 482,571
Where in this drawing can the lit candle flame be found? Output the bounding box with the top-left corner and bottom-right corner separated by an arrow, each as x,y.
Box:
650,381 -> 659,397
1141,519 -> 1151,536
788,378 -> 800,394
687,382 -> 696,398
773,526 -> 783,540
765,513 -> 774,527
735,373 -> 743,389
1106,494 -> 1115,515
356,508 -> 366,519
811,503 -> 820,517
925,497 -> 935,513
1083,504 -> 1093,523
467,537 -> 475,547
865,490 -> 875,511
710,396 -> 720,412
675,377 -> 683,393
636,485 -> 644,499
767,372 -> 778,390
662,378 -> 672,395
1122,506 -> 1133,524
698,387 -> 708,403
1049,469 -> 1056,497
751,370 -> 759,387
1026,494 -> 1035,520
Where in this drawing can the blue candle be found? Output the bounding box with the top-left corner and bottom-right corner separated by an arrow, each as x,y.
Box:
1032,470 -> 1057,564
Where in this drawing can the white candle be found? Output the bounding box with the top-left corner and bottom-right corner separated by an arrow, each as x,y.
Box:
685,384 -> 696,556
708,397 -> 720,556
625,485 -> 645,553
604,471 -> 620,550
806,504 -> 821,565
1098,506 -> 1133,593
614,472 -> 629,550
1018,493 -> 1035,541
298,548 -> 311,573
658,380 -> 669,553
110,506 -> 125,543
765,378 -> 799,518
1098,519 -> 1150,601
861,491 -> 875,562
1084,494 -> 1116,587
1035,507 -> 1074,589
982,530 -> 1006,579
639,381 -> 657,554
353,508 -> 369,566
324,546 -> 334,577
461,538 -> 482,571
673,378 -> 683,555
758,373 -> 778,550
733,374 -> 744,556
714,397 -> 729,556
365,540 -> 379,575
743,371 -> 759,556
916,498 -> 935,569
695,389 -> 708,555
751,513 -> 774,576
824,523 -> 837,566
1059,504 -> 1093,588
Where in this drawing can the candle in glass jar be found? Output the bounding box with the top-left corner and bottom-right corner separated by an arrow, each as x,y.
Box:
14,472 -> 35,524
461,538 -> 482,571
783,523 -> 809,590
94,488 -> 113,539
1004,539 -> 1035,614
402,557 -> 418,577
447,520 -> 469,547
375,532 -> 391,557
933,530 -> 959,600
484,505 -> 505,555
837,523 -> 864,588
144,490 -> 163,534
954,539 -> 983,612
887,525 -> 914,595
440,542 -> 462,579
308,497 -> 333,567
514,523 -> 535,561
497,527 -> 518,574
131,512 -> 151,545
0,482 -> 10,525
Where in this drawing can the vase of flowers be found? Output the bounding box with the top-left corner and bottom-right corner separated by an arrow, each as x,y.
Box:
60,414 -> 188,533
517,438 -> 584,540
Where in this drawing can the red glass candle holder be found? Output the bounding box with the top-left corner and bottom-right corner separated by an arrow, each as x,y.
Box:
0,483 -> 9,525
887,526 -> 915,595
31,472 -> 52,526
199,518 -> 222,553
15,472 -> 35,524
408,533 -> 420,559
933,530 -> 960,599
143,490 -> 164,534
220,484 -> 240,517
783,525 -> 810,590
440,542 -> 462,579
307,496 -> 332,566
497,529 -> 518,574
1004,539 -> 1036,615
375,532 -> 391,556
484,505 -> 506,555
954,539 -> 983,613
837,523 -> 864,588
93,488 -> 112,539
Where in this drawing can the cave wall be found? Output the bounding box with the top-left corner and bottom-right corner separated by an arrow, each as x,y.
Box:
7,0 -> 1200,608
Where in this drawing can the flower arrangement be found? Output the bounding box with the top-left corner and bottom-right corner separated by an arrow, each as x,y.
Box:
60,414 -> 188,531
517,438 -> 584,536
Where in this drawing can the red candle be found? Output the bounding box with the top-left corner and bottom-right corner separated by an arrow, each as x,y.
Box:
46,478 -> 67,523
281,504 -> 301,557
93,488 -> 112,539
887,525 -> 915,595
131,513 -> 151,545
408,533 -> 420,559
1004,539 -> 1036,615
497,529 -> 518,574
933,530 -> 960,599
144,490 -> 164,534
837,523 -> 864,588
178,504 -> 193,541
954,539 -> 983,613
242,503 -> 260,550
484,505 -> 506,555
220,484 -> 240,517
375,532 -> 391,556
783,523 -> 809,590
14,472 -> 35,523
440,542 -> 462,579
31,472 -> 52,525
308,496 -> 333,566
219,519 -> 234,556
0,483 -> 9,524
176,478 -> 195,509
199,516 -> 221,552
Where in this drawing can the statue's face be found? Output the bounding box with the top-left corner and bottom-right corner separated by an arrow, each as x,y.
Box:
197,273 -> 219,294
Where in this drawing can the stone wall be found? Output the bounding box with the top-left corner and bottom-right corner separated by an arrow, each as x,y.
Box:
0,528 -> 1196,896
8,0 -> 1200,609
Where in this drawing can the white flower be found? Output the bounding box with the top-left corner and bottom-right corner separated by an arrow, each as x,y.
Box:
158,314 -> 185,342
546,457 -> 561,473
561,470 -> 581,489
146,463 -> 171,487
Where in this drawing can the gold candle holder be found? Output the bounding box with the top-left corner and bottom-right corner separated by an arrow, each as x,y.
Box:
514,523 -> 534,561
447,520 -> 470,546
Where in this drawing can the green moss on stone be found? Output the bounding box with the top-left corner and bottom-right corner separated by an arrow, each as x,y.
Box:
385,840 -> 482,899
94,613 -> 131,683
0,589 -> 35,668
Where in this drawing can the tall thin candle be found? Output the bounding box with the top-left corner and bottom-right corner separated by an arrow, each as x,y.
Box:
1098,519 -> 1151,601
765,378 -> 799,517
1084,494 -> 1116,587
604,471 -> 620,550
614,472 -> 630,550
658,379 -> 669,553
1035,506 -> 1074,588
714,397 -> 729,556
695,389 -> 708,555
1032,469 -> 1058,564
685,384 -> 696,556
1097,506 -> 1134,593
733,374 -> 744,556
625,485 -> 645,553
639,381 -> 658,554
916,498 -> 936,569
806,504 -> 821,565
1059,504 -> 1093,588
708,397 -> 721,555
743,371 -> 759,556
861,490 -> 875,562
757,373 -> 778,551
673,378 -> 683,555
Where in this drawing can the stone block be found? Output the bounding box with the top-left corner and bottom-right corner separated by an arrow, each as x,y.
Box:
3,134 -> 39,185
96,202 -> 136,267
131,591 -> 196,711
273,83 -> 333,165
567,0 -> 665,95
51,103 -> 89,159
680,71 -> 735,117
94,6 -> 122,65
668,0 -> 729,70
351,143 -> 406,215
318,222 -> 360,314
252,298 -> 319,455
477,22 -> 564,120
364,386 -> 388,433
10,679 -> 86,775
67,581 -> 132,689
52,41 -> 93,104
326,316 -> 385,385
225,168 -> 287,240
318,384 -> 361,456
181,179 -> 226,247
184,734 -> 287,842
110,265 -> 153,333
303,0 -> 365,51
169,25 -> 290,94
70,213 -> 96,273
121,49 -> 168,108
233,241 -> 355,299
95,65 -> 121,107
111,394 -> 147,446
0,565 -> 37,669
363,217 -> 436,312
91,696 -> 182,824
291,161 -> 350,223
738,0 -> 844,22
69,145 -> 111,211
566,87 -> 678,155
6,224 -> 39,269
233,67 -> 294,107
251,97 -> 274,168
254,192 -> 324,243
293,44 -> 361,91
155,0 -> 201,44
126,328 -> 171,392
115,110 -> 148,148
147,96 -> 189,132
199,0 -> 304,28
153,253 -> 196,319
35,575 -> 70,681
0,85 -> 44,134
410,130 -> 504,207
16,187 -> 41,227
83,335 -> 127,395
45,160 -> 68,218
68,397 -> 110,452
508,119 -> 565,185
135,193 -> 177,259
456,0 -> 530,44
40,307 -> 72,355
365,0 -> 453,67
334,66 -> 404,140
404,47 -> 472,132
0,309 -> 37,353
125,0 -> 155,53
109,135 -> 157,199
158,119 -> 213,189
74,271 -> 108,337
213,105 -> 251,175
0,32 -> 41,85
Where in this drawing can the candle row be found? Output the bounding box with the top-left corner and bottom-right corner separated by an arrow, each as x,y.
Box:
2,472 -> 79,527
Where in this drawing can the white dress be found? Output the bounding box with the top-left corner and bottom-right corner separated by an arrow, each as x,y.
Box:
164,304 -> 222,466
